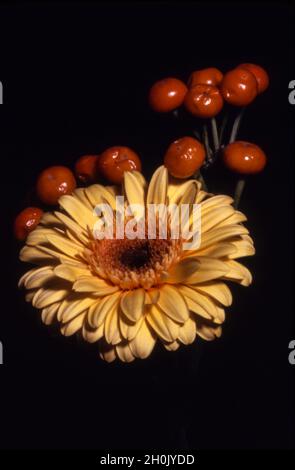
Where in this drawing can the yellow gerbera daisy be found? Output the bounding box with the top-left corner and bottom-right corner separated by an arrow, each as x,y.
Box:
18,166 -> 255,362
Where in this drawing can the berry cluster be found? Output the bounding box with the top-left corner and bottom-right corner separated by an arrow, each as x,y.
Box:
150,63 -> 268,205
14,63 -> 268,241
150,64 -> 268,114
14,147 -> 141,240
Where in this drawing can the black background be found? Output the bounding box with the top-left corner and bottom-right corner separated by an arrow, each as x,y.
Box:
0,1 -> 294,450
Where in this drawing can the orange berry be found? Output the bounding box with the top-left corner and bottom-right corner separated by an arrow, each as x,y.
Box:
184,84 -> 223,118
188,67 -> 223,87
223,141 -> 267,174
98,146 -> 142,184
149,78 -> 188,112
75,154 -> 99,184
238,63 -> 269,94
164,136 -> 206,178
14,207 -> 43,241
36,166 -> 76,205
220,68 -> 258,106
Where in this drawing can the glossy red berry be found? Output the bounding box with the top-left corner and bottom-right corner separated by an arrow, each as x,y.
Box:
220,68 -> 258,106
238,63 -> 269,94
184,84 -> 223,118
36,166 -> 77,205
164,136 -> 206,178
188,67 -> 223,87
149,78 -> 188,112
14,207 -> 43,240
75,154 -> 99,184
98,146 -> 142,184
223,141 -> 267,174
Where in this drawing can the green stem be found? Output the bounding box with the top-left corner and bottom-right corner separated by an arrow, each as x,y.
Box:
211,117 -> 219,151
219,111 -> 228,145
193,129 -> 201,140
202,124 -> 213,164
229,108 -> 245,143
234,178 -> 246,209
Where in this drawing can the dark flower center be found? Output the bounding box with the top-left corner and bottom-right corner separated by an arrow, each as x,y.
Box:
119,241 -> 151,269
87,236 -> 183,289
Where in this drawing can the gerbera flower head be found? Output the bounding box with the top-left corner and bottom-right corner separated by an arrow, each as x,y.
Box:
19,166 -> 255,362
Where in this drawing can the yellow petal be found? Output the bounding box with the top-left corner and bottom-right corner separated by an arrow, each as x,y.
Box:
73,187 -> 93,210
178,181 -> 199,206
26,272 -> 56,289
60,313 -> 85,336
58,296 -> 97,323
182,286 -> 225,324
228,239 -> 255,259
163,258 -> 200,284
201,205 -> 235,233
129,320 -> 156,359
200,225 -> 249,250
145,288 -> 160,304
119,316 -> 144,341
57,257 -> 88,269
194,282 -> 232,306
168,179 -> 200,205
115,342 -> 135,362
186,257 -> 229,284
35,245 -> 76,263
222,260 -> 252,286
146,305 -> 179,342
170,182 -> 200,231
217,211 -> 247,227
26,227 -> 64,246
54,211 -> 89,245
99,345 -> 116,362
18,268 -> 38,288
120,288 -> 145,322
158,285 -> 189,323
146,165 -> 168,205
201,195 -> 234,213
197,323 -> 222,340
54,264 -> 90,283
19,245 -> 58,264
82,323 -> 104,343
163,340 -> 180,351
32,287 -> 69,309
178,317 -> 197,344
20,266 -> 54,289
88,291 -> 121,328
58,194 -> 96,230
164,257 -> 228,284
196,190 -> 208,203
25,290 -> 36,302
178,285 -> 215,320
46,233 -> 82,259
191,242 -> 237,259
39,212 -> 64,228
73,276 -> 119,294
213,306 -> 225,324
85,184 -> 117,210
41,302 -> 60,325
123,170 -> 146,207
104,304 -> 122,345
